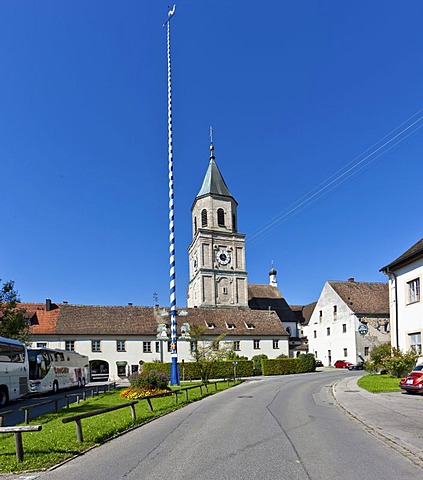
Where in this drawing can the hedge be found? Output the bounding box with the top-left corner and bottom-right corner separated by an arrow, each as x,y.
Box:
142,360 -> 254,380
262,354 -> 316,376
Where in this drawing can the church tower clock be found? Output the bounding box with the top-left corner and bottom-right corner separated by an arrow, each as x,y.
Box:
187,142 -> 248,308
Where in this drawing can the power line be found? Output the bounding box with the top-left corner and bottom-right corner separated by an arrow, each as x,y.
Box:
247,109 -> 423,247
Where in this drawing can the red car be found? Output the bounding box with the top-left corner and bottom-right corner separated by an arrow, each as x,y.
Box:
334,360 -> 353,369
399,365 -> 423,394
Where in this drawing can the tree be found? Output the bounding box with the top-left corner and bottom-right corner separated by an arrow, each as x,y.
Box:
0,279 -> 28,343
189,325 -> 231,383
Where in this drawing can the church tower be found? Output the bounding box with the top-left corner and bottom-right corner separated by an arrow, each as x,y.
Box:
187,142 -> 248,308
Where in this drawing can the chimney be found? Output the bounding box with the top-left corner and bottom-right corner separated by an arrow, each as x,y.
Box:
348,277 -> 355,283
46,298 -> 52,311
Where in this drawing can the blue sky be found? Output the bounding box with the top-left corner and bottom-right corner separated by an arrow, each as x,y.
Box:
1,1 -> 422,308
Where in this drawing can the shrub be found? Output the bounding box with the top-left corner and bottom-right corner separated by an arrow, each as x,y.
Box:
298,353 -> 316,372
129,369 -> 169,390
365,343 -> 418,377
262,357 -> 315,376
252,354 -> 268,375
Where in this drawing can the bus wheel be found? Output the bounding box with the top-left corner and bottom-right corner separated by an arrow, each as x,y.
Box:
0,387 -> 9,407
52,381 -> 59,394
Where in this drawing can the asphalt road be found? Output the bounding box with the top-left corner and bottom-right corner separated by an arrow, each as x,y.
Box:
5,371 -> 422,480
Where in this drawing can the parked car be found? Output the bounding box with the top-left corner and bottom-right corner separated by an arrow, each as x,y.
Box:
334,360 -> 353,369
315,359 -> 323,367
399,365 -> 423,394
348,361 -> 364,371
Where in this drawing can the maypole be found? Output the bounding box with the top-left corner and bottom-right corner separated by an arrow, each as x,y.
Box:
164,5 -> 180,386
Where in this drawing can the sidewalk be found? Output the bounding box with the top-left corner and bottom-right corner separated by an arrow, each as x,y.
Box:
332,375 -> 423,468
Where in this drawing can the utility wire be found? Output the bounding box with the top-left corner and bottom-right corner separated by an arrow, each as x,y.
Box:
247,109 -> 423,247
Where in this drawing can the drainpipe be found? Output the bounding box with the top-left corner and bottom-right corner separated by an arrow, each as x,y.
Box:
386,268 -> 399,349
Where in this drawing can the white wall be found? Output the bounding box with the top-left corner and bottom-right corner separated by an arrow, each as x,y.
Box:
387,257 -> 423,363
30,335 -> 288,380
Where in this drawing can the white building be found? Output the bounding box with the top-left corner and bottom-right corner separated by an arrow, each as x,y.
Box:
380,238 -> 423,363
305,279 -> 389,366
26,301 -> 288,381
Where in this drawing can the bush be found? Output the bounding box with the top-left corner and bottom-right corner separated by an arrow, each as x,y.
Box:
262,357 -> 315,376
365,343 -> 418,377
142,360 -> 253,380
252,354 -> 268,375
298,353 -> 316,372
129,369 -> 169,390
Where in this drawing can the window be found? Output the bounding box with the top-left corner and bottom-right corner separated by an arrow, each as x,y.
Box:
333,305 -> 337,320
65,341 -> 75,351
226,322 -> 235,329
232,213 -> 237,232
117,340 -> 126,352
201,209 -> 208,227
286,327 -> 291,336
364,346 -> 369,356
167,341 -> 172,353
206,321 -> 216,329
233,340 -> 240,351
327,327 -> 330,336
342,324 -> 347,333
409,333 -> 422,355
155,341 -> 160,353
117,365 -> 126,377
91,340 -> 101,352
143,341 -> 151,353
313,330 -> 317,338
407,278 -> 420,304
217,208 -> 225,226
194,217 -> 197,234
273,340 -> 279,349
253,339 -> 260,349
37,342 -> 47,348
211,341 -> 219,351
343,348 -> 348,357
245,322 -> 255,330
319,310 -> 323,323
190,341 -> 197,352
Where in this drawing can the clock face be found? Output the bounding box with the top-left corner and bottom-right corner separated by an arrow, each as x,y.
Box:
216,249 -> 231,265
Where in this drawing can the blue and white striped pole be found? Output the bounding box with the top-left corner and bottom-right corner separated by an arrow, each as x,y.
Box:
165,5 -> 180,386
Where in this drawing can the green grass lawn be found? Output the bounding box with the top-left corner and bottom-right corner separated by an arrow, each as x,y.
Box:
0,380 -> 240,473
357,374 -> 402,393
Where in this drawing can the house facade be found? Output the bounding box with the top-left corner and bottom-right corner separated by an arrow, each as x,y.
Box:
305,279 -> 389,366
380,238 -> 423,363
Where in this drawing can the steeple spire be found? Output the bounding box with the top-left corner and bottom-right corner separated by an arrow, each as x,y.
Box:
195,132 -> 234,200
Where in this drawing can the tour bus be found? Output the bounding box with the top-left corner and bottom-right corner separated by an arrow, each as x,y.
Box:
28,347 -> 89,394
0,336 -> 29,407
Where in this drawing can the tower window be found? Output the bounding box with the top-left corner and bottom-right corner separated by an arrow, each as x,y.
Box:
217,208 -> 225,227
201,209 -> 208,227
194,217 -> 197,234
232,213 -> 237,232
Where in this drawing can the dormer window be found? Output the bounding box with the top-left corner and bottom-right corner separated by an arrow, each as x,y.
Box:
201,209 -> 208,227
217,208 -> 225,227
206,321 -> 216,329
226,322 -> 236,329
245,322 -> 255,330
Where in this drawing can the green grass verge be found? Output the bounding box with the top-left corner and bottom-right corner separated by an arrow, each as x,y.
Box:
357,374 -> 402,393
0,380 -> 240,473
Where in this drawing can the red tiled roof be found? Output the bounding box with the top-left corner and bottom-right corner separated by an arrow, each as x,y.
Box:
328,281 -> 389,315
23,303 -> 288,337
